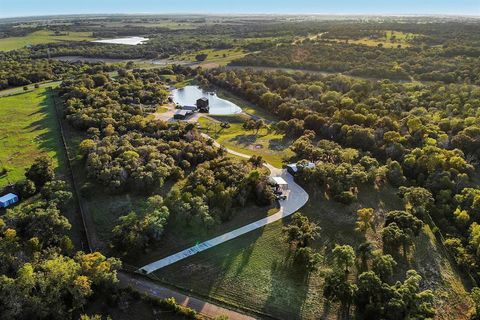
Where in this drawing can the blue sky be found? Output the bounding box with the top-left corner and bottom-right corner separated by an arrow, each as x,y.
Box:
1,0 -> 479,18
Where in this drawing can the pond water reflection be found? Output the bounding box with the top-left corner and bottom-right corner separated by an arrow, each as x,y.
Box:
170,86 -> 242,115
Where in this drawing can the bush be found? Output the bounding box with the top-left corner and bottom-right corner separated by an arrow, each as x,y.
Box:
334,191 -> 357,204
15,179 -> 36,198
195,53 -> 208,62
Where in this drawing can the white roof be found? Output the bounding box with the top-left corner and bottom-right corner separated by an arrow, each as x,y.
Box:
269,176 -> 288,186
287,162 -> 315,172
0,193 -> 18,202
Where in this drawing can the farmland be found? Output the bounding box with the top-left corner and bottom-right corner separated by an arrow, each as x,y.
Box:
0,30 -> 94,51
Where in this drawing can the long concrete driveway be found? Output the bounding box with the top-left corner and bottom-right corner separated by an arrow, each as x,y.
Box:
138,134 -> 309,274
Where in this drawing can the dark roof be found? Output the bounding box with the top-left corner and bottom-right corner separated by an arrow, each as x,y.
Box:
175,110 -> 190,116
197,97 -> 209,101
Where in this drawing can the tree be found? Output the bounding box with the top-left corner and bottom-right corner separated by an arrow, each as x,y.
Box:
242,119 -> 256,132
355,271 -> 384,314
25,155 -> 55,188
389,270 -> 435,319
254,119 -> 265,134
15,179 -> 36,198
399,186 -> 433,218
41,180 -> 72,208
195,53 -> 208,62
357,242 -> 374,271
372,253 -> 397,281
382,222 -> 409,256
5,202 -> 71,247
385,210 -> 423,236
356,207 -> 375,233
323,271 -> 357,315
248,155 -> 264,168
295,247 -> 323,272
282,213 -> 320,249
0,252 -> 119,319
471,287 -> 480,319
332,244 -> 356,274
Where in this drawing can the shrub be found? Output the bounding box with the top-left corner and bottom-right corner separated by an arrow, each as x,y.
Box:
334,191 -> 357,204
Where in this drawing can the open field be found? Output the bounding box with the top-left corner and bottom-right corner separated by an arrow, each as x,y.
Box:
175,48 -> 248,67
152,183 -> 472,319
0,30 -> 94,51
0,87 -> 65,187
0,81 -> 62,97
198,116 -> 293,169
326,30 -> 417,48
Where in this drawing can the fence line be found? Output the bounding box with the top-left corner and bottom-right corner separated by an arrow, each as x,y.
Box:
50,88 -> 93,253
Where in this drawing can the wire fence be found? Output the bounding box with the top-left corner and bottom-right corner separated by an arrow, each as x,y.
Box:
50,87 -> 93,253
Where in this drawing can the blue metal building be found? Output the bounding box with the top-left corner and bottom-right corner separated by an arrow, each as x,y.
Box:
0,193 -> 19,208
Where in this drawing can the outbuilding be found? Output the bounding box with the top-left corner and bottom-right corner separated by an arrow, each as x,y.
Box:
182,105 -> 198,112
173,109 -> 192,120
268,176 -> 289,191
286,162 -> 315,175
0,193 -> 19,208
196,97 -> 209,113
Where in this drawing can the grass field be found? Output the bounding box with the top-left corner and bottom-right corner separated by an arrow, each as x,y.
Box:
0,30 -> 94,51
175,48 -> 247,67
0,87 -> 65,187
216,88 -> 279,121
0,81 -> 62,97
198,116 -> 293,168
153,183 -> 472,319
328,30 -> 417,48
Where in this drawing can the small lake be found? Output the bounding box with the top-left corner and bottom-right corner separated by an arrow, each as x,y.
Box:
92,36 -> 149,45
171,86 -> 242,115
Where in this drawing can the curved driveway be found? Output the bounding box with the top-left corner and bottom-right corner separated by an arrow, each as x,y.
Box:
138,134 -> 309,274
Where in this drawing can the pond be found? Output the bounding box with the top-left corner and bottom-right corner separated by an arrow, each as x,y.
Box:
92,36 -> 149,45
170,86 -> 242,115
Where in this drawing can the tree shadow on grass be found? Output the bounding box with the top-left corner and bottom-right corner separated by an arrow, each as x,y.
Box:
230,134 -> 259,147
262,254 -> 311,319
268,137 -> 292,152
23,90 -> 65,173
147,225 -> 268,316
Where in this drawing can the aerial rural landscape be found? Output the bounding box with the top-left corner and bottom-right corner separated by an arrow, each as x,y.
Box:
0,1 -> 480,319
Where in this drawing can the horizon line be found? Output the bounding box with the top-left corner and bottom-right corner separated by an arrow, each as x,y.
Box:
1,12 -> 480,20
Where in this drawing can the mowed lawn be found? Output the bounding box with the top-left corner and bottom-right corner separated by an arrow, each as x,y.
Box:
153,184 -> 472,320
0,87 -> 64,187
0,30 -> 94,51
198,116 -> 293,168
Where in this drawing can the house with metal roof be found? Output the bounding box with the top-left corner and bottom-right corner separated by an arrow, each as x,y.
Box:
268,176 -> 289,191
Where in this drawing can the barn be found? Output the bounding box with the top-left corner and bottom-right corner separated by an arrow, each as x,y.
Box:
0,193 -> 19,208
